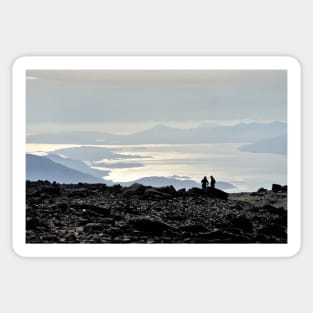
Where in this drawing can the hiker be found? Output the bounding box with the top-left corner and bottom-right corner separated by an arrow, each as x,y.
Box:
201,176 -> 209,189
210,176 -> 216,188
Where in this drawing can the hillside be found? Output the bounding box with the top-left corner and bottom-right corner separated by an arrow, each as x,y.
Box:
46,153 -> 110,178
27,121 -> 287,145
239,134 -> 287,155
26,154 -> 106,184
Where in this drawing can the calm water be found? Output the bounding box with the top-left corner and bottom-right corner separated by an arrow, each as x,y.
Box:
26,143 -> 287,192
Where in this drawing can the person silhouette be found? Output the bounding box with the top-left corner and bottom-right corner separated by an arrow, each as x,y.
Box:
210,176 -> 216,188
201,176 -> 209,189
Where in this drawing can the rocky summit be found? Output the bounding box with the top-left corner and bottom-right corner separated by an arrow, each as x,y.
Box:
26,181 -> 287,244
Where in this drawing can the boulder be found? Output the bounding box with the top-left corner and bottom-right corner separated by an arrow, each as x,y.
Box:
73,204 -> 110,216
43,185 -> 61,196
122,183 -> 147,197
31,185 -> 61,197
272,184 -> 282,192
58,203 -> 68,212
198,229 -> 233,241
84,223 -> 106,232
26,217 -> 47,230
257,187 -> 267,193
177,188 -> 186,194
187,187 -> 228,199
111,184 -> 123,193
41,234 -> 59,242
64,233 -> 79,243
272,184 -> 287,193
141,188 -> 171,199
262,204 -> 286,215
260,223 -> 287,239
186,187 -> 203,195
230,215 -> 253,233
180,224 -> 208,233
68,188 -> 89,198
132,217 -> 174,235
204,187 -> 228,200
157,185 -> 177,195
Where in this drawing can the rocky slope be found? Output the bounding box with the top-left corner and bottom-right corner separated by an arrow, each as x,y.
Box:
26,181 -> 287,244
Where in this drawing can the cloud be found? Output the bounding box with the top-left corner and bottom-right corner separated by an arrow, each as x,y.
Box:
26,70 -> 287,126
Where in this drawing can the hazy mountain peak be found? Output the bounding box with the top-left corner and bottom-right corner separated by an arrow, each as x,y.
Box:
26,154 -> 108,184
27,120 -> 287,145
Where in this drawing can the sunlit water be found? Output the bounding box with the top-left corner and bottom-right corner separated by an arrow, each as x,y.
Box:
26,143 -> 287,192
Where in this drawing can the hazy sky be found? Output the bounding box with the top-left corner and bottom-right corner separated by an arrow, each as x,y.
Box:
26,70 -> 287,134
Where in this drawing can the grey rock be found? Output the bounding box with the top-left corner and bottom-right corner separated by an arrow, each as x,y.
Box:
122,183 -> 147,197
84,223 -> 106,232
132,217 -> 174,235
272,184 -> 282,192
141,188 -> 170,199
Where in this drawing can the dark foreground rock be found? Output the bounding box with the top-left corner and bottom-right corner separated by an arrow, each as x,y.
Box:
272,184 -> 288,193
26,181 -> 287,244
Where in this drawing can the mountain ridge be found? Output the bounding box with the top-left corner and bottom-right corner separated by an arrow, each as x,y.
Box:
26,154 -> 108,184
27,154 -> 235,191
27,121 -> 287,145
239,134 -> 287,155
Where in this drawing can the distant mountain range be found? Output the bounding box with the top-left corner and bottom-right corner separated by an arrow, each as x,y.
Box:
93,161 -> 144,168
26,154 -> 108,184
239,134 -> 287,155
27,121 -> 287,145
51,146 -> 145,161
118,176 -> 235,190
26,154 -> 235,190
46,153 -> 110,177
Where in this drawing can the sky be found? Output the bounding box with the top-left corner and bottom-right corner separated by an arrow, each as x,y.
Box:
26,70 -> 287,135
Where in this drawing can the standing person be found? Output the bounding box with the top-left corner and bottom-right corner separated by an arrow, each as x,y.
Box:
210,176 -> 216,188
201,176 -> 209,189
